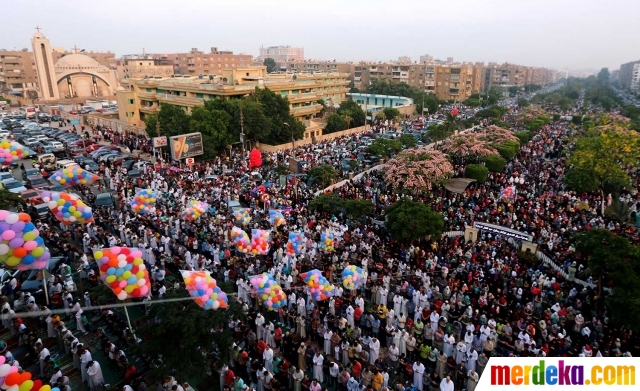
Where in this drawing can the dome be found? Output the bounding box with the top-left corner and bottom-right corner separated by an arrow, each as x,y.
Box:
55,54 -> 105,71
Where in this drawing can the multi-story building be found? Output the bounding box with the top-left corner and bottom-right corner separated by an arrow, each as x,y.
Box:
482,63 -> 529,91
419,54 -> 434,63
397,56 -> 412,65
619,60 -> 640,91
630,63 -> 640,93
257,45 -> 304,62
116,66 -> 349,139
274,60 -> 355,76
0,47 -> 115,98
117,55 -> 174,79
147,48 -> 253,76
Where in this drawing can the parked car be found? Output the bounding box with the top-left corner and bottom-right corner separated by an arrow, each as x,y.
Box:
94,193 -> 114,207
20,189 -> 43,205
24,175 -> 49,190
1,179 -> 27,193
21,168 -> 40,181
81,159 -> 99,171
0,172 -> 15,182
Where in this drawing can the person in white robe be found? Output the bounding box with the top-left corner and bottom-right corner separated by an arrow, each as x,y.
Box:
467,370 -> 479,391
369,338 -> 380,365
323,330 -> 333,355
346,305 -> 355,328
86,361 -> 105,389
466,348 -> 478,372
455,341 -> 467,365
312,352 -> 324,383
263,346 -> 274,372
256,313 -> 265,340
443,334 -> 455,357
79,347 -> 93,382
412,362 -> 425,391
440,376 -> 454,391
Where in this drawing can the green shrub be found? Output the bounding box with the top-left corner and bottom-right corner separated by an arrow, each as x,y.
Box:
465,164 -> 489,183
553,114 -> 561,121
486,155 -> 506,172
497,141 -> 520,160
515,131 -> 532,144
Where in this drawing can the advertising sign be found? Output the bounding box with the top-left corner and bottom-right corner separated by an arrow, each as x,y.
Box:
170,132 -> 203,160
153,136 -> 167,148
185,158 -> 195,166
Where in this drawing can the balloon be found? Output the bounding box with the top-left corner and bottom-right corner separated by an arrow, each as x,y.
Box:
130,189 -> 157,214
268,210 -> 286,227
249,148 -> 262,169
451,108 -> 459,116
500,186 -> 516,202
49,166 -> 99,187
231,227 -> 251,254
285,232 -> 306,256
250,229 -> 270,255
299,269 -> 334,301
233,208 -> 252,227
181,200 -> 209,221
0,210 -> 50,270
181,270 -> 228,310
249,273 -> 286,311
0,139 -> 35,166
320,230 -> 335,252
39,191 -> 94,225
94,247 -> 150,300
342,265 -> 364,290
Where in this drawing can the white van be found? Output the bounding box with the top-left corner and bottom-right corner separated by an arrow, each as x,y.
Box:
55,160 -> 79,170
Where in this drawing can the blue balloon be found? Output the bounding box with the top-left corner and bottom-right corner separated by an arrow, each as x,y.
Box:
107,267 -> 116,275
124,264 -> 133,271
115,269 -> 124,277
22,255 -> 35,264
128,276 -> 138,285
35,237 -> 44,245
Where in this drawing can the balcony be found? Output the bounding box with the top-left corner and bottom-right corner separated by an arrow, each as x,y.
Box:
158,94 -> 205,107
140,104 -> 160,113
138,92 -> 157,100
287,92 -> 322,103
291,104 -> 322,117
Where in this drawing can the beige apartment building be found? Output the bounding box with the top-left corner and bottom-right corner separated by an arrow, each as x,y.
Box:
258,46 -> 304,62
273,60 -> 355,76
117,55 -> 174,79
147,48 -> 253,76
116,66 -> 349,138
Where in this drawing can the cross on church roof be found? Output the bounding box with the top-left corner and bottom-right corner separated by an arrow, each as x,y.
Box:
35,26 -> 41,33
73,45 -> 79,54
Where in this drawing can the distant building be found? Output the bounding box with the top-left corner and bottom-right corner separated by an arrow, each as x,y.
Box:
117,55 -> 174,79
447,57 -> 454,63
619,60 -> 640,91
419,54 -> 433,63
258,45 -> 304,63
397,56 -> 412,64
146,47 -> 252,76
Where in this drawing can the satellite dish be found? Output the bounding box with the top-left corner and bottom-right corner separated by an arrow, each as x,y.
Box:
292,74 -> 297,80
223,77 -> 228,83
143,75 -> 149,79
171,74 -> 175,78
209,75 -> 214,81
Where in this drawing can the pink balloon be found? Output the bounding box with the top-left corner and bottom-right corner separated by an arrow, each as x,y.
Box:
23,241 -> 37,251
1,230 -> 15,241
0,211 -> 8,222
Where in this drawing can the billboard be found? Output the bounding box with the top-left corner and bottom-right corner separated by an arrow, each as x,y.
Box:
170,133 -> 203,160
153,136 -> 167,148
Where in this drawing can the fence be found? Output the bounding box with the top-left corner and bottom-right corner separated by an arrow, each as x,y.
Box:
257,125 -> 369,152
85,113 -> 147,135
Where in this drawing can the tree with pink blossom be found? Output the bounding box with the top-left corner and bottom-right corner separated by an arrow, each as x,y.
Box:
385,148 -> 453,194
478,125 -> 520,145
438,133 -> 499,163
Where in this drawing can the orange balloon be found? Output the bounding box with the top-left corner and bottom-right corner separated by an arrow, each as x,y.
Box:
12,248 -> 27,258
108,259 -> 118,267
18,213 -> 31,222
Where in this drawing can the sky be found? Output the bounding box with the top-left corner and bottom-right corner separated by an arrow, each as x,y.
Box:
2,0 -> 638,72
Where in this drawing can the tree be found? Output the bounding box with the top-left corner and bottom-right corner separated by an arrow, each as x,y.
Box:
336,99 -> 366,127
464,164 -> 489,183
130,291 -> 245,382
189,107 -> 233,159
263,58 -> 276,73
143,113 -> 158,138
253,88 -> 305,144
605,199 -> 633,225
597,68 -> 610,85
485,155 -> 506,172
508,86 -> 519,96
366,78 -> 438,114
442,113 -> 461,133
383,107 -> 401,121
478,125 -> 520,145
385,148 -> 453,194
344,199 -> 374,220
399,134 -> 417,148
496,141 -> 520,160
307,164 -> 338,188
323,113 -> 347,134
374,112 -> 386,121
438,133 -> 498,162
517,98 -> 530,107
575,229 -> 640,330
309,194 -> 345,215
384,199 -> 445,242
366,138 -> 402,157
0,188 -> 24,210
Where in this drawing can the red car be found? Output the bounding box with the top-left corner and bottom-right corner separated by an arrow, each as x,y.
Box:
72,139 -> 95,147
69,110 -> 78,115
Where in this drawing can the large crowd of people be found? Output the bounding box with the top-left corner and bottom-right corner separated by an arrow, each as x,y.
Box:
1,101 -> 637,391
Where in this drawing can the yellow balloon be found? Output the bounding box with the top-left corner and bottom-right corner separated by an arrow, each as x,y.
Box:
124,285 -> 135,293
106,275 -> 116,283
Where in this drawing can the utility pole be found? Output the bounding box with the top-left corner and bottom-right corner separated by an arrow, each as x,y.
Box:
240,103 -> 245,155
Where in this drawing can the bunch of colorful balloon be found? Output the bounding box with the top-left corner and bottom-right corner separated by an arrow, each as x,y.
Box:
0,355 -> 61,391
94,247 -> 150,300
320,230 -> 335,252
182,200 -> 209,221
500,186 -> 516,203
249,273 -> 287,310
231,227 -> 251,254
0,139 -> 36,166
268,210 -> 286,227
233,208 -> 252,227
40,191 -> 94,225
131,189 -> 157,214
181,270 -> 228,310
50,166 -> 100,186
300,269 -> 334,301
0,210 -> 50,270
342,265 -> 364,290
285,232 -> 306,256
251,229 -> 270,255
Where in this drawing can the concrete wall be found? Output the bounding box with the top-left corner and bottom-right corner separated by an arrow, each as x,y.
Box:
257,125 -> 369,152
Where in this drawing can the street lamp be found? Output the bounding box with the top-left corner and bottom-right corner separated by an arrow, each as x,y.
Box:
283,122 -> 294,152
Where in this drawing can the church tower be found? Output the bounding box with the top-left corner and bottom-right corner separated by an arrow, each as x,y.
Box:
31,28 -> 59,100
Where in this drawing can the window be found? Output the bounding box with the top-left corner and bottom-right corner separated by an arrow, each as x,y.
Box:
128,99 -> 135,104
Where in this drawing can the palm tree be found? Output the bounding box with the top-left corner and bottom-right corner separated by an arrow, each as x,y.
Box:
0,188 -> 24,210
443,113 -> 461,133
343,115 -> 353,130
605,199 -> 632,225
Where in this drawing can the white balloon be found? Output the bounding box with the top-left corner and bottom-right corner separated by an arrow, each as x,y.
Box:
48,201 -> 57,209
117,291 -> 128,300
4,213 -> 18,224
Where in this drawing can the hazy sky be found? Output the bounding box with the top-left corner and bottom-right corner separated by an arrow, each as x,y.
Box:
2,0 -> 638,71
